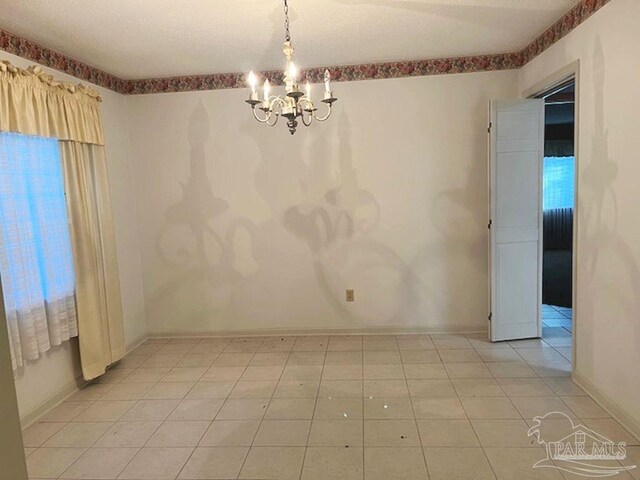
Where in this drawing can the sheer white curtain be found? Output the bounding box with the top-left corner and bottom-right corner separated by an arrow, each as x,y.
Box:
0,132 -> 77,370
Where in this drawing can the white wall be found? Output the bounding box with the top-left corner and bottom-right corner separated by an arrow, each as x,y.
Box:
519,0 -> 640,430
0,50 -> 146,420
127,70 -> 518,336
13,342 -> 82,420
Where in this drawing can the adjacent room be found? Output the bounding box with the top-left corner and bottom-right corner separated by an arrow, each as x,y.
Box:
540,80 -> 576,362
1,1 -> 639,479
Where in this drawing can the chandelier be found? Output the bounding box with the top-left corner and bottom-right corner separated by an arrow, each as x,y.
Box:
245,0 -> 337,135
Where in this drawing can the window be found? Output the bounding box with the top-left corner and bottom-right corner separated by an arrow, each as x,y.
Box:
0,132 -> 77,369
543,156 -> 575,211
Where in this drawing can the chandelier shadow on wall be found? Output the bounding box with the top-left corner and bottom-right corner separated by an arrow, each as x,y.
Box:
245,0 -> 338,135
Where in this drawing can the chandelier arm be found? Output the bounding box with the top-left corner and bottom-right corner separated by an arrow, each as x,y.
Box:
252,106 -> 273,123
266,112 -> 280,127
270,96 -> 287,110
252,95 -> 287,124
298,98 -> 316,127
313,103 -> 333,122
266,97 -> 286,126
300,109 -> 313,127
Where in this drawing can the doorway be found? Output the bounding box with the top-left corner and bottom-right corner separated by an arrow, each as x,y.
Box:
536,79 -> 576,362
487,69 -> 578,371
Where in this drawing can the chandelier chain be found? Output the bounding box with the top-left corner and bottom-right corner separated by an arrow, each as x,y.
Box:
283,0 -> 291,42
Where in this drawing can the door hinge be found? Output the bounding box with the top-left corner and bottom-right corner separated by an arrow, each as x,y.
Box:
487,122 -> 492,133
488,312 -> 492,321
487,219 -> 492,229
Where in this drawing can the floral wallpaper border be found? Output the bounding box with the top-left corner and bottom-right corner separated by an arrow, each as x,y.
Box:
0,0 -> 611,95
520,0 -> 611,63
0,29 -> 127,93
123,53 -> 523,94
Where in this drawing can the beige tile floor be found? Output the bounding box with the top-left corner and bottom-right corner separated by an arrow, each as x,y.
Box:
542,305 -> 573,362
22,332 -> 639,480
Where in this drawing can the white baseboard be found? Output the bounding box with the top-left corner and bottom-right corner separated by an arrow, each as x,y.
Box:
20,333 -> 149,429
573,371 -> 640,443
20,375 -> 85,429
147,325 -> 488,338
125,332 -> 148,353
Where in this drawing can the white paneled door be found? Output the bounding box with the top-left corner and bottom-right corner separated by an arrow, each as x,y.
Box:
489,99 -> 544,342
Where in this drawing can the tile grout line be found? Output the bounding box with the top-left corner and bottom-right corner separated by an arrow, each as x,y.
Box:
464,332 -> 543,480
197,336 -> 264,480
109,338 -> 212,480
235,335 -> 293,480
463,333 -> 509,480
161,337 -> 231,480
109,338 -> 218,479
297,337 -> 328,480
397,335 -> 433,479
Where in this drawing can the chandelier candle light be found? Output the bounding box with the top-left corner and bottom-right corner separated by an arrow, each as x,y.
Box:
245,0 -> 337,135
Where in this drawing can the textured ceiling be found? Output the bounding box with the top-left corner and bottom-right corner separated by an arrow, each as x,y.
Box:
0,0 -> 581,79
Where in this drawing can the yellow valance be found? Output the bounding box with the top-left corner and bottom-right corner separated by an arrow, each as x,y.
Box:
0,60 -> 104,145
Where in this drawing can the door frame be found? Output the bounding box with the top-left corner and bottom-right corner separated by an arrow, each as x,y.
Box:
522,61 -> 580,374
0,274 -> 29,479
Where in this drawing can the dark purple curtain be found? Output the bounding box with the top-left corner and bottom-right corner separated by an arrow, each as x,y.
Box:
543,208 -> 573,250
